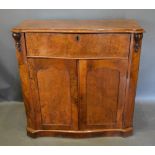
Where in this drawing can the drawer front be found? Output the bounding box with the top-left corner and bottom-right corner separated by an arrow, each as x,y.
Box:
26,33 -> 130,58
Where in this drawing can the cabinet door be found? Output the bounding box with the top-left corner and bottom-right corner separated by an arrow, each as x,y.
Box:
79,59 -> 128,129
28,59 -> 78,130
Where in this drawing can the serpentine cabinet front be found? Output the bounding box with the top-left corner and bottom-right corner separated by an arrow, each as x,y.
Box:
12,20 -> 144,138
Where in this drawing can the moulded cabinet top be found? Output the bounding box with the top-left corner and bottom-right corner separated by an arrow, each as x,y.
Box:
12,19 -> 144,33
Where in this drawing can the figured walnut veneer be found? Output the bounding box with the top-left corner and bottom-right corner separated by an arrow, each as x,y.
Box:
12,20 -> 144,138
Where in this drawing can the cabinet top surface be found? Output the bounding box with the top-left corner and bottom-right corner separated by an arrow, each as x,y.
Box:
12,19 -> 144,33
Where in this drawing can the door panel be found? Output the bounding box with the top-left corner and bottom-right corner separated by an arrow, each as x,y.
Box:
79,59 -> 128,129
28,58 -> 78,130
87,68 -> 119,125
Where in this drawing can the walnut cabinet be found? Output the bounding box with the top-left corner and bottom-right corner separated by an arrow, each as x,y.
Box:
12,20 -> 144,138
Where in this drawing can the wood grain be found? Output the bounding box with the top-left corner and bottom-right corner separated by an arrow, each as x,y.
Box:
79,60 -> 128,130
26,33 -> 130,58
27,59 -> 78,130
12,20 -> 144,138
12,19 -> 144,33
14,33 -> 35,129
27,127 -> 133,138
123,33 -> 143,128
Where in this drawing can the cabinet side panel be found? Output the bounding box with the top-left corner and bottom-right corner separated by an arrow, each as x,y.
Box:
124,34 -> 143,128
14,33 -> 35,129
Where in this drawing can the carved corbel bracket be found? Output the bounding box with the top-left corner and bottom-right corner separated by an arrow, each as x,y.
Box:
12,32 -> 21,52
134,33 -> 143,52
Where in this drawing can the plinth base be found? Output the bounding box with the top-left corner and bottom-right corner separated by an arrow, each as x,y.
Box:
27,127 -> 133,138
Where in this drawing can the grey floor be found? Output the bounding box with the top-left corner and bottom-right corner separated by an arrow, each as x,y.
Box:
0,101 -> 155,146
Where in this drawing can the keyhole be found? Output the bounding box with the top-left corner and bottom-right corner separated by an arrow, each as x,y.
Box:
76,35 -> 80,41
